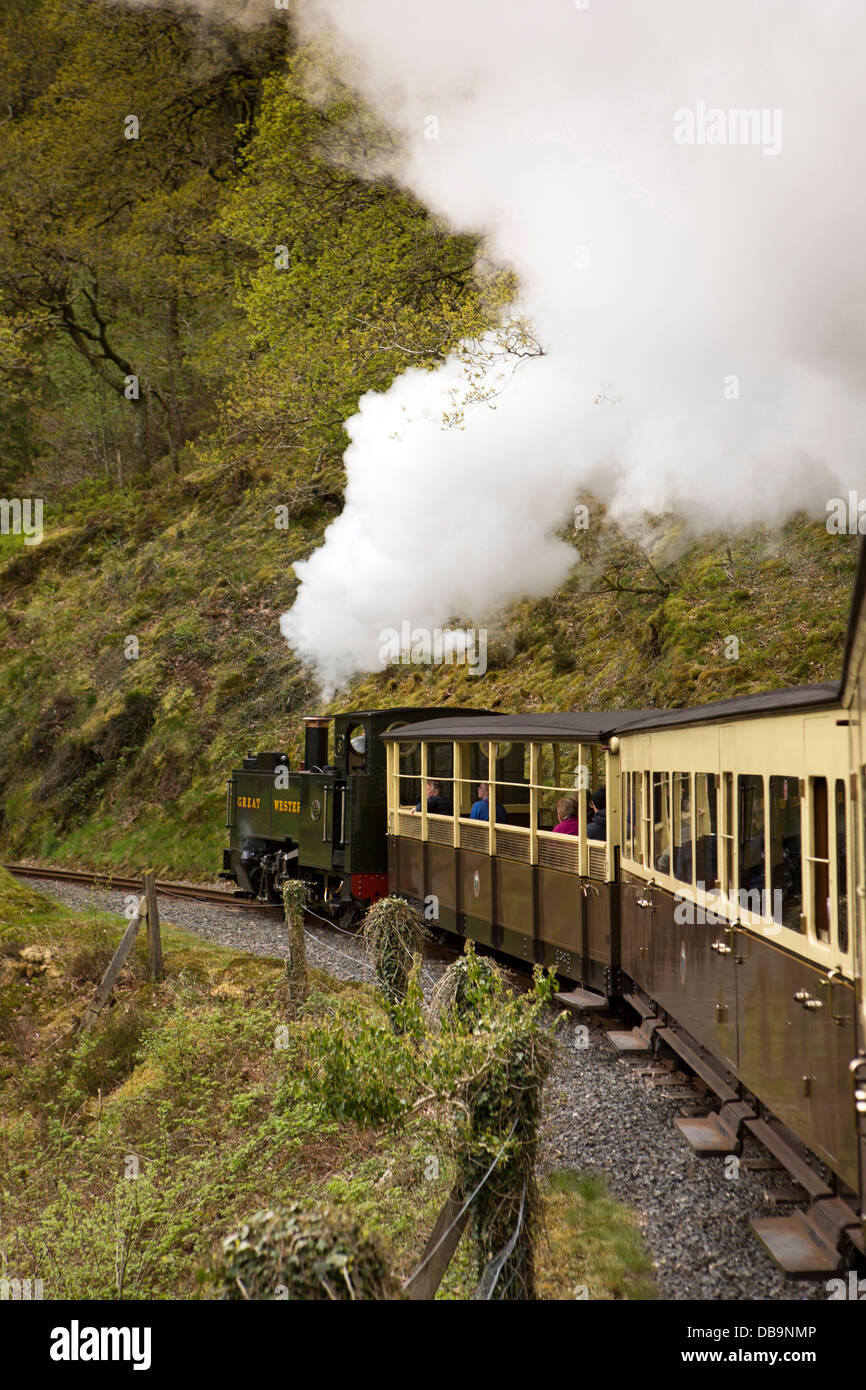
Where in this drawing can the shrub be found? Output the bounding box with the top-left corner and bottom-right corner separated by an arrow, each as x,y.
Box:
362,896 -> 427,1009
217,1202 -> 398,1300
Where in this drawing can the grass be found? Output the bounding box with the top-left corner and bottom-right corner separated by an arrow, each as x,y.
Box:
538,1170 -> 656,1300
0,866 -> 657,1300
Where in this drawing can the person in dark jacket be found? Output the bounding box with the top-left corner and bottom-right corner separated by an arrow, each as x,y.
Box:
469,782 -> 508,823
587,786 -> 607,840
412,779 -> 453,815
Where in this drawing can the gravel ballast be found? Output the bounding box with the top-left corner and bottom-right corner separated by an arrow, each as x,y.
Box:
24,875 -> 834,1301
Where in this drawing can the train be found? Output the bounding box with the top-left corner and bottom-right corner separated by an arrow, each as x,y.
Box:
221,553 -> 866,1278
219,707 -> 488,924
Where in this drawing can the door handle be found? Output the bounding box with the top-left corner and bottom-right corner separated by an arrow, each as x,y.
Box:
818,968 -> 849,1026
793,989 -> 823,1011
636,880 -> 655,910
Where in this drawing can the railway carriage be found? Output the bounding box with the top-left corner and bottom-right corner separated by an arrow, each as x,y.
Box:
614,687 -> 861,1274
382,711 -> 642,992
840,542 -> 866,1259
381,687 -> 866,1275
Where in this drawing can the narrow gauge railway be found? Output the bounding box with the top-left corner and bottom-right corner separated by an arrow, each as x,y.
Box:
4,863 -> 284,914
219,544 -> 866,1279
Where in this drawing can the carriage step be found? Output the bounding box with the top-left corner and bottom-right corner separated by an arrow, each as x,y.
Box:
607,1027 -> 652,1053
675,1101 -> 755,1154
622,990 -> 658,1022
655,1027 -> 738,1104
743,1118 -> 833,1200
555,987 -> 608,1012
750,1198 -> 859,1276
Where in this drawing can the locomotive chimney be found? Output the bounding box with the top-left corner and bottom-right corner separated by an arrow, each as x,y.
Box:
303,716 -> 330,770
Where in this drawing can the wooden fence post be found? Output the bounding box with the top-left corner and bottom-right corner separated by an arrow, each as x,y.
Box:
402,1182 -> 469,1301
80,897 -> 147,1032
142,870 -> 163,981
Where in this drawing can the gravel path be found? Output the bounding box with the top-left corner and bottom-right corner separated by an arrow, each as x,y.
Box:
26,875 -> 833,1301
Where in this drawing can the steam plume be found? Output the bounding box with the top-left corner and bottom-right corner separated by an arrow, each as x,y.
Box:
277,1 -> 866,688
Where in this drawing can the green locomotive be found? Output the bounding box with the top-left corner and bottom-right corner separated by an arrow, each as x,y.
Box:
220,707 -> 482,921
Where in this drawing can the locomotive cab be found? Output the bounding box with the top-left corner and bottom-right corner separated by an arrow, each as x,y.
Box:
221,706 -> 488,919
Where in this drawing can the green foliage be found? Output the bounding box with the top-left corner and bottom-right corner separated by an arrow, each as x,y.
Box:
0,881 -> 656,1301
362,895 -> 428,1010
281,879 -> 309,1005
299,939 -> 561,1296
540,1171 -> 656,1301
47,1001 -> 150,1113
428,949 -> 507,1027
299,988 -> 424,1126
217,1202 -> 398,1301
442,944 -> 558,1299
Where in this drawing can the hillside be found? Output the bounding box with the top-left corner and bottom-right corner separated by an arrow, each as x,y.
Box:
0,1 -> 858,881
0,487 -> 856,879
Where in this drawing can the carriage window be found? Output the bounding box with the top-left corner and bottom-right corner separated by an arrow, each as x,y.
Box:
694,773 -> 719,890
494,743 -> 531,827
836,779 -> 848,953
723,772 -> 734,894
810,777 -> 830,944
653,772 -> 671,873
622,773 -> 632,860
633,772 -> 644,865
456,742 -> 485,818
737,774 -> 765,902
672,772 -> 692,884
398,741 -> 421,808
642,772 -> 652,867
769,775 -> 802,931
537,742 -> 589,832
424,742 -> 455,815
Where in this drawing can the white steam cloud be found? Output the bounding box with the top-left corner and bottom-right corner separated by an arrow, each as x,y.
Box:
280,0 -> 866,690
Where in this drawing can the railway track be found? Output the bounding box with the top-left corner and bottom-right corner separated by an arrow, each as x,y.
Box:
4,862 -> 283,913
2,861 -> 466,962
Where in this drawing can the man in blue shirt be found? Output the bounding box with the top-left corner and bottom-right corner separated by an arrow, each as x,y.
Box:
469,782 -> 508,823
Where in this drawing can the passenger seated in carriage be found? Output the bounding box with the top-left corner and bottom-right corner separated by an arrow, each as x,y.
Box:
553,795 -> 580,835
412,779 -> 453,815
587,786 -> 607,840
469,782 -> 508,823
